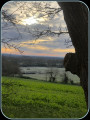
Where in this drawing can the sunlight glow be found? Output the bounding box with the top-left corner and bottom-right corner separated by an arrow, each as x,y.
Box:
22,17 -> 38,25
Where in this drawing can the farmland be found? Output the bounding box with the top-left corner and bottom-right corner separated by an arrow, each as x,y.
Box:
20,67 -> 80,84
2,76 -> 87,118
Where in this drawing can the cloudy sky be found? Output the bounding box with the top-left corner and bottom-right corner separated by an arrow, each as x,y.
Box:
1,1 -> 75,57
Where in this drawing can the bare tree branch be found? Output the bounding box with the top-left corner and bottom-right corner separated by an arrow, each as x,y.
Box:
64,39 -> 72,48
32,28 -> 68,39
2,40 -> 24,54
1,1 -> 70,53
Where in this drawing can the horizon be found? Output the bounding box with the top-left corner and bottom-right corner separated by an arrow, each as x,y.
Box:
2,53 -> 64,58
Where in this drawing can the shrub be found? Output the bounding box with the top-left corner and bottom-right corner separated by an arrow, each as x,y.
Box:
2,56 -> 22,77
62,73 -> 69,84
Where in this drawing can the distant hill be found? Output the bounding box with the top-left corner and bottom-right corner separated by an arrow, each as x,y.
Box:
2,54 -> 64,67
2,53 -> 64,58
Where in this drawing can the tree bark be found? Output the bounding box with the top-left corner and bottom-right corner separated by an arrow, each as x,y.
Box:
58,2 -> 88,108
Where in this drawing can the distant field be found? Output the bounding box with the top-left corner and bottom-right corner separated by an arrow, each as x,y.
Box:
20,67 -> 80,84
2,76 -> 87,118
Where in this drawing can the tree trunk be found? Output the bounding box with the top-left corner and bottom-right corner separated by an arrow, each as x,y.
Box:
58,2 -> 88,107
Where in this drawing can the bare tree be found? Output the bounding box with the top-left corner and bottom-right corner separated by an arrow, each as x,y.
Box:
59,2 -> 88,107
2,55 -> 22,77
1,1 -> 70,52
46,67 -> 59,82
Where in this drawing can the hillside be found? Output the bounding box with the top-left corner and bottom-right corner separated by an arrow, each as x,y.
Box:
2,77 -> 87,118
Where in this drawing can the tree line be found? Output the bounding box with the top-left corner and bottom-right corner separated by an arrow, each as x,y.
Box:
2,54 -> 64,76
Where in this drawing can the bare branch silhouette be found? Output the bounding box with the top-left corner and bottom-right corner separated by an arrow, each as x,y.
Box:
1,1 -> 70,53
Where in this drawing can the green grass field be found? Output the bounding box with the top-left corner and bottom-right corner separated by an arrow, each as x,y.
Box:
2,76 -> 87,118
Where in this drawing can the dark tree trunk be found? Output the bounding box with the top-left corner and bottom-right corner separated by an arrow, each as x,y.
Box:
58,2 -> 88,107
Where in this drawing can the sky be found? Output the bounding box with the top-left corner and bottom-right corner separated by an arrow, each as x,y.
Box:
1,1 -> 75,57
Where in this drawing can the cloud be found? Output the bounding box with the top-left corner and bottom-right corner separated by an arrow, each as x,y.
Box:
21,44 -> 49,51
21,39 -> 50,45
2,47 -> 20,55
2,1 -> 75,57
53,48 -> 75,53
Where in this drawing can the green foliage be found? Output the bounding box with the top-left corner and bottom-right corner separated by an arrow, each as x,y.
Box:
2,77 -> 87,118
2,56 -> 22,77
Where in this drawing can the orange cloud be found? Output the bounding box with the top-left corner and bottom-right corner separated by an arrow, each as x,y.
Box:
1,46 -> 75,57
22,44 -> 49,51
21,38 -> 53,45
1,48 -> 20,55
32,45 -> 49,50
23,51 -> 61,57
53,48 -> 75,53
21,39 -> 47,45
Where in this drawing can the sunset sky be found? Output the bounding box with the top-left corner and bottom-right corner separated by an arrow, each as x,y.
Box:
1,1 -> 75,57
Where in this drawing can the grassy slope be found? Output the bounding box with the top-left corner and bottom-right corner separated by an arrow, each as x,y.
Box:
1,76 -> 87,118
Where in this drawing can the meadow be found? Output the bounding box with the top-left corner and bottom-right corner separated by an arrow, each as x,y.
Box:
2,76 -> 87,118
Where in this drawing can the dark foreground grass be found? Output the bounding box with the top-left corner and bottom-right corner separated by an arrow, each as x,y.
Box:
2,76 -> 87,118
